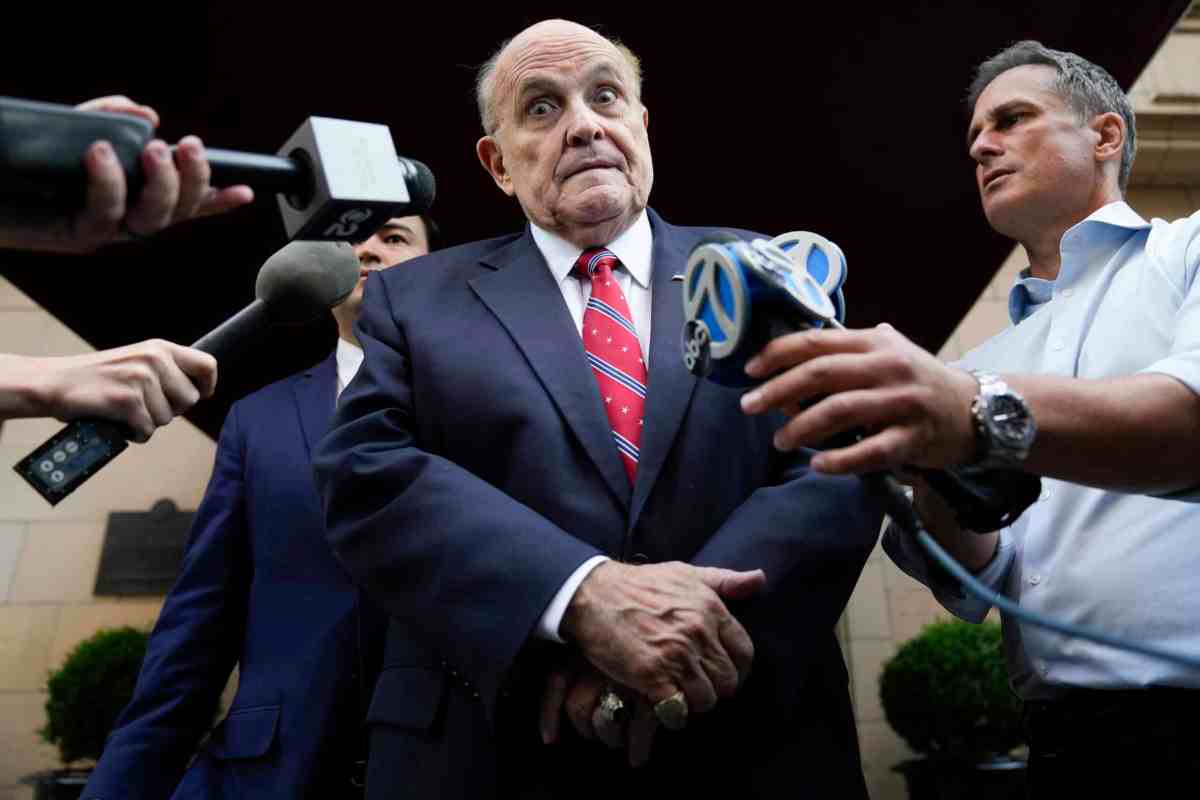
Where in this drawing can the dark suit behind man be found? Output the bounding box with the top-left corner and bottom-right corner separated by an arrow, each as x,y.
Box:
84,216 -> 431,800
83,356 -> 386,799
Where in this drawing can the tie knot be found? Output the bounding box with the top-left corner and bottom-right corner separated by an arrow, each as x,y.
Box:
575,247 -> 618,281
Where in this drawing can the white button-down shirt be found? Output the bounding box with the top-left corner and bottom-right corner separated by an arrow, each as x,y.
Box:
885,201 -> 1200,699
335,337 -> 364,401
528,211 -> 654,642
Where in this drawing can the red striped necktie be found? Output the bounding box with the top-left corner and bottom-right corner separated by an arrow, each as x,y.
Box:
575,247 -> 647,484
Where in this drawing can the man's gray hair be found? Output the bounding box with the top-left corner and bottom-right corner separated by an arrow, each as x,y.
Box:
967,40 -> 1136,193
475,30 -> 643,135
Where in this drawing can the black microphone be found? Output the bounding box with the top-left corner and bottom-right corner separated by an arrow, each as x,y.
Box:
0,96 -> 435,241
13,241 -> 360,506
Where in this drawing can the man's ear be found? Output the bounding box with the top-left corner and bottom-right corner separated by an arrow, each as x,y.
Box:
642,106 -> 649,131
1091,111 -> 1125,168
476,136 -> 514,196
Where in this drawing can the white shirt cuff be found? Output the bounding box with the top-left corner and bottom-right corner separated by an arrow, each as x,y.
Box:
536,555 -> 610,643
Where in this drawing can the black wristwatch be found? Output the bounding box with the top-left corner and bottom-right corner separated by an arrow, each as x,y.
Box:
968,371 -> 1036,468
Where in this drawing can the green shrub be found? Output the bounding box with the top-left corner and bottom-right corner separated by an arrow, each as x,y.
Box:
879,619 -> 1024,760
40,626 -> 149,764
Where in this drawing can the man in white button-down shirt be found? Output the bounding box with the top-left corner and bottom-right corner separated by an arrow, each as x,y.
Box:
739,41 -> 1200,793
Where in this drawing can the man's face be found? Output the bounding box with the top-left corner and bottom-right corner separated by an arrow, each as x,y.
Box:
341,216 -> 429,315
476,21 -> 653,247
967,65 -> 1104,238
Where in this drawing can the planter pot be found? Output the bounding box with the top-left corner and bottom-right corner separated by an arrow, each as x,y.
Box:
19,769 -> 91,800
893,755 -> 1026,800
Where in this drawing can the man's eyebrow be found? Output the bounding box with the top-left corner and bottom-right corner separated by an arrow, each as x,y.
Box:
514,75 -> 564,103
378,222 -> 415,236
966,100 -> 1031,150
585,62 -> 623,82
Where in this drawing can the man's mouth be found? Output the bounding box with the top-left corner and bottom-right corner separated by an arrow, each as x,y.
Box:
982,168 -> 1014,190
561,159 -> 619,181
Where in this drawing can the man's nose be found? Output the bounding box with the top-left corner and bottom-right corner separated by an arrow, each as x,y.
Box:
354,242 -> 383,267
565,105 -> 604,147
970,129 -> 1003,164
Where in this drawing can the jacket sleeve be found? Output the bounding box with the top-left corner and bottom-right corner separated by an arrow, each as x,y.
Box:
83,405 -> 253,800
690,448 -> 886,638
313,274 -> 603,725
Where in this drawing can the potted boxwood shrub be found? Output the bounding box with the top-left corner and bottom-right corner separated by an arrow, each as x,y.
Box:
23,626 -> 149,800
880,619 -> 1026,800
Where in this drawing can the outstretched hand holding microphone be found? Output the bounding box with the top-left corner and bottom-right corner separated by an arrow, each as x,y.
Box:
1,93 -> 435,503
13,240 -> 362,505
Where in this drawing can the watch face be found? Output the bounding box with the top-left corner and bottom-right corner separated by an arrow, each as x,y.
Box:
989,394 -> 1035,448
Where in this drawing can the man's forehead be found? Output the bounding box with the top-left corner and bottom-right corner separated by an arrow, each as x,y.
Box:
974,64 -> 1059,114
496,28 -> 626,97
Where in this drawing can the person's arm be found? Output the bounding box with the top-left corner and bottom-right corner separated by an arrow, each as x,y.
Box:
880,478 -> 1014,623
0,96 -> 252,254
740,327 -> 1200,494
82,406 -> 252,800
0,340 -> 217,442
687,445 -> 886,635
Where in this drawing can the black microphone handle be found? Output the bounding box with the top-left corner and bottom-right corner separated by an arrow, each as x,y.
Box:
191,298 -> 271,362
189,147 -> 306,195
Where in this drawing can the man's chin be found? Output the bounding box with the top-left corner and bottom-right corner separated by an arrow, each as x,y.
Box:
982,195 -> 1031,240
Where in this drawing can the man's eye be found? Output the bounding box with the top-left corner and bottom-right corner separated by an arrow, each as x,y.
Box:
529,100 -> 555,117
999,112 -> 1023,129
385,235 -> 407,245
595,87 -> 618,104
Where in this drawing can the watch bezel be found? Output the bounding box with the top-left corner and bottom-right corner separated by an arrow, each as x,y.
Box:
970,371 -> 1036,466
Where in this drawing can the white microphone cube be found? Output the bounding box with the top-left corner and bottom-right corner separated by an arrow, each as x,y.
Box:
276,117 -> 411,241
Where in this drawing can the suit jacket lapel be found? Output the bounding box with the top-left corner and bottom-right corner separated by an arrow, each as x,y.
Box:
469,233 -> 632,508
294,352 -> 338,458
629,211 -> 699,527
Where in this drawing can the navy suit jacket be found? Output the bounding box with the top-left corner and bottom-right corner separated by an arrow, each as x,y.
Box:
84,354 -> 386,800
313,211 -> 885,798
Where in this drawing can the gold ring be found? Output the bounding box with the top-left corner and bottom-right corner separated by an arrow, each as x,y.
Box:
653,691 -> 688,730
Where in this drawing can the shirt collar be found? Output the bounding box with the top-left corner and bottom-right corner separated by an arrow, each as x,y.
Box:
529,210 -> 653,288
1073,200 -> 1150,232
1008,272 -> 1056,324
1005,201 -> 1151,325
335,337 -> 364,394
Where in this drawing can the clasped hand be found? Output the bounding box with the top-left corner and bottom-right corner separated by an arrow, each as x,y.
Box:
540,560 -> 765,767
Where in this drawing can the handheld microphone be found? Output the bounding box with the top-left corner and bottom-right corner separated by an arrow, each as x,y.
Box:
0,96 -> 436,242
13,241 -> 360,506
681,232 -> 845,387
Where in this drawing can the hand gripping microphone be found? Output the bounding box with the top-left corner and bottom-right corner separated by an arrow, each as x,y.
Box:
680,231 -> 1200,672
0,96 -> 435,241
14,241 -> 360,506
679,231 -> 1040,533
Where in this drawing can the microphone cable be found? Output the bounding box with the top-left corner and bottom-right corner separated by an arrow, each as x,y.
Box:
867,470 -> 1200,672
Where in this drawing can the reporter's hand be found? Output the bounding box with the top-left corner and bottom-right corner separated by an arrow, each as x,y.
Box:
31,339 -> 217,441
63,96 -> 254,252
560,561 -> 764,727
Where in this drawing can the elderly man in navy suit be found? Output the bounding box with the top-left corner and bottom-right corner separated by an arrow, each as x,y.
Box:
82,215 -> 436,800
314,19 -> 883,800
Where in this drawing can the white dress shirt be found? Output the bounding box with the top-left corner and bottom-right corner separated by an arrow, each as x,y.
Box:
885,201 -> 1200,699
335,337 -> 364,401
528,210 -> 654,642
